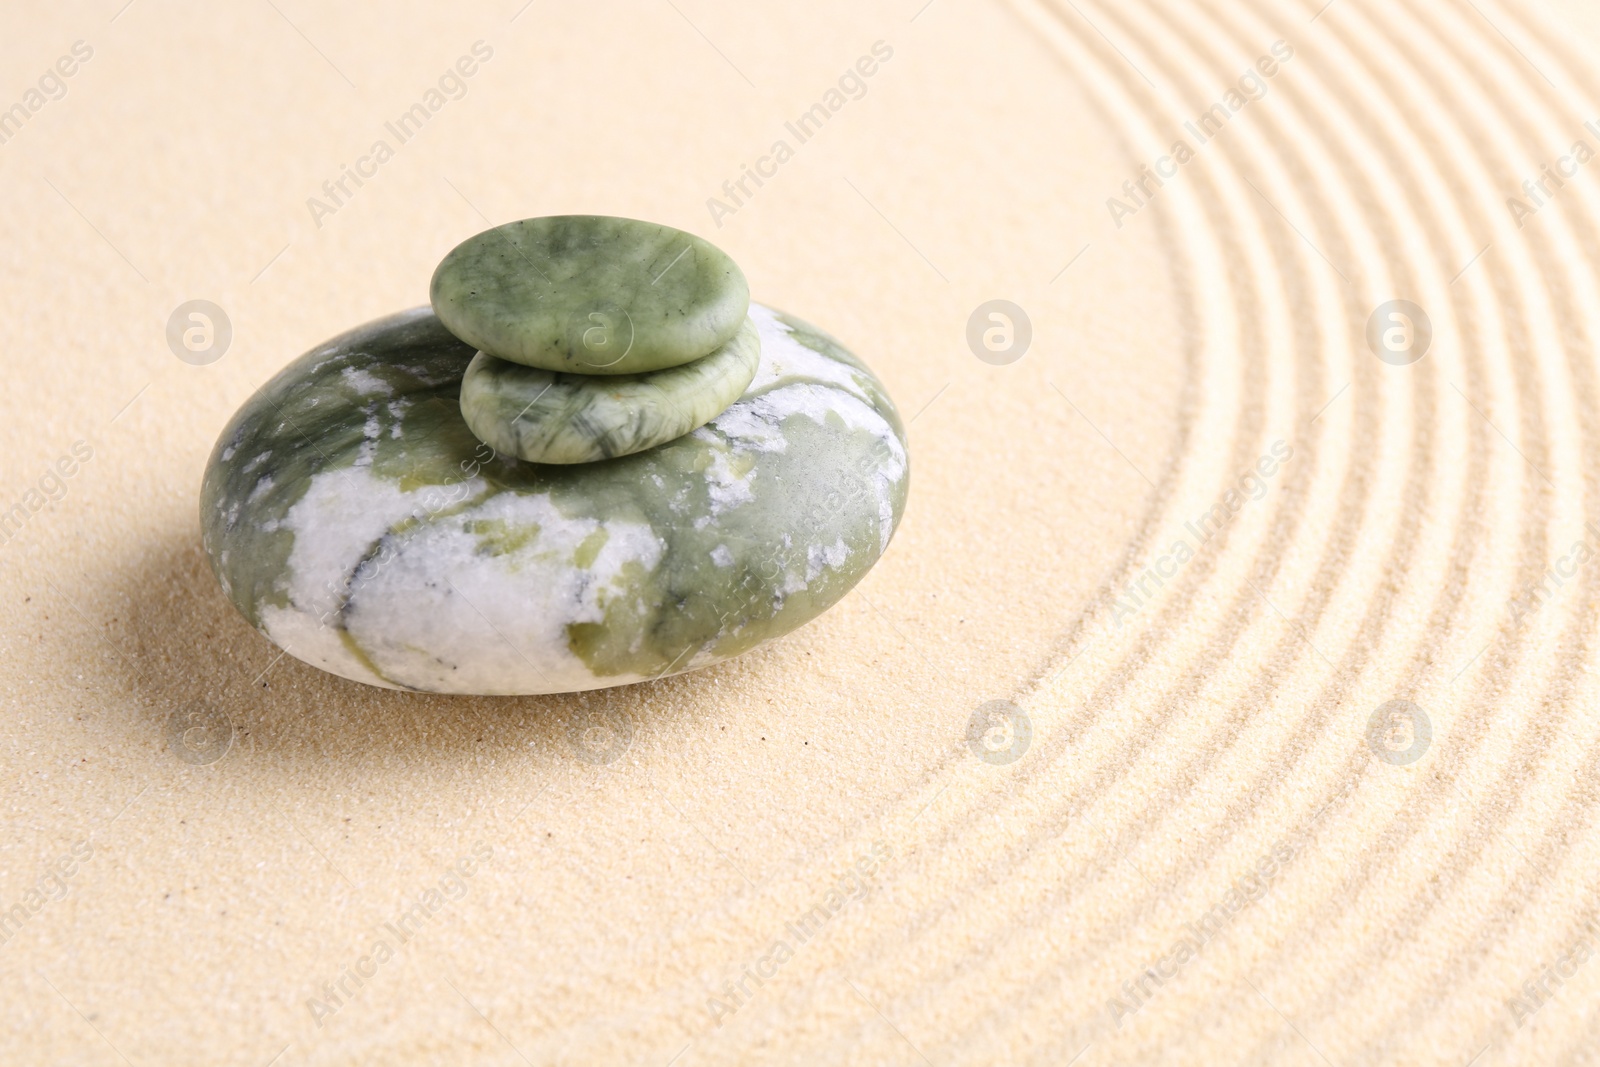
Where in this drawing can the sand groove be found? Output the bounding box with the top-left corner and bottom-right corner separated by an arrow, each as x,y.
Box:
783,0 -> 1600,1063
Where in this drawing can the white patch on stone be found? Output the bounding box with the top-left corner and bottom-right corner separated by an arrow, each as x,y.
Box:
350,411 -> 385,467
259,602 -> 398,689
710,544 -> 733,567
337,491 -> 664,695
246,476 -> 274,503
706,404 -> 787,453
806,537 -> 850,581
746,303 -> 872,401
387,397 -> 412,437
779,567 -> 808,596
744,383 -> 895,449
341,366 -> 394,396
260,465 -> 489,688
704,448 -> 756,514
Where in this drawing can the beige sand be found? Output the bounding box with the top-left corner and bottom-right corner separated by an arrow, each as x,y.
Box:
4,0 -> 1600,1062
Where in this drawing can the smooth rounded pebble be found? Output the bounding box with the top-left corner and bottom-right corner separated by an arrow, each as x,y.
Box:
460,317 -> 760,465
430,215 -> 749,375
200,303 -> 909,696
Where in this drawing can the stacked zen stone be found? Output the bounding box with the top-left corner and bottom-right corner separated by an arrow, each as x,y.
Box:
434,217 -> 760,464
200,215 -> 910,696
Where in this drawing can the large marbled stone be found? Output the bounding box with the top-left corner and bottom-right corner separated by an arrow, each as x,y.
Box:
459,316 -> 760,465
200,303 -> 908,695
430,215 -> 749,375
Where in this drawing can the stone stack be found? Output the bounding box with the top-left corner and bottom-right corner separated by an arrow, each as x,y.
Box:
200,215 -> 910,696
434,216 -> 760,464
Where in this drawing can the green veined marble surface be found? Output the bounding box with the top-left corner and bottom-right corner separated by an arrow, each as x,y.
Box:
430,215 -> 749,375
200,303 -> 908,695
459,316 -> 759,465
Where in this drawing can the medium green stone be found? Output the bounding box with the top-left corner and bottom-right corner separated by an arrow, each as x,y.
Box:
199,303 -> 908,696
430,215 -> 749,375
459,317 -> 760,465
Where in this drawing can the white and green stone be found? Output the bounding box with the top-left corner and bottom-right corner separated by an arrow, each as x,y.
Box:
430,215 -> 749,375
459,316 -> 760,465
200,303 -> 909,695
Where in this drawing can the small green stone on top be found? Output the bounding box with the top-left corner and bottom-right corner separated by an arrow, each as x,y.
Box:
460,316 -> 761,465
430,215 -> 750,376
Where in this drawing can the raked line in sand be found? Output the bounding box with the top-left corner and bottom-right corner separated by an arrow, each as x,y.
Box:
733,0 -> 1600,1063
